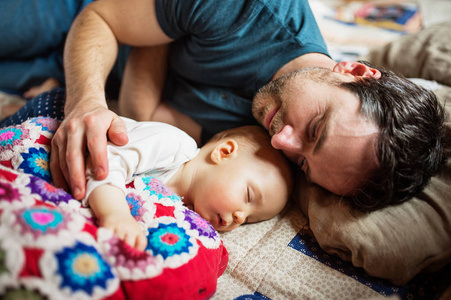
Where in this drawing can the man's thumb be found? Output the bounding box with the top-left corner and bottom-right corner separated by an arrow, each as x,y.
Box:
108,117 -> 129,145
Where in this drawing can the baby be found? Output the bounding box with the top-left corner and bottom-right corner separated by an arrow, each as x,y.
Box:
85,118 -> 293,251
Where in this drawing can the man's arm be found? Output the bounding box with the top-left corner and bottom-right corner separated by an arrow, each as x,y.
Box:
119,45 -> 169,121
119,44 -> 203,143
50,0 -> 173,199
152,103 -> 203,144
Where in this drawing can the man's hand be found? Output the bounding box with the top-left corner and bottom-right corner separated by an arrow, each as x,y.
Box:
99,212 -> 148,252
50,105 -> 128,200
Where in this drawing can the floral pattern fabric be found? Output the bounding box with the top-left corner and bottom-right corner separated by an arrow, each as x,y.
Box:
0,118 -> 228,300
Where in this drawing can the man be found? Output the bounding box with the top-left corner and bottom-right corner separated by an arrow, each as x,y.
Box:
51,0 -> 446,212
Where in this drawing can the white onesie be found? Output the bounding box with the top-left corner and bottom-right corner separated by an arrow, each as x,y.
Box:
83,117 -> 199,206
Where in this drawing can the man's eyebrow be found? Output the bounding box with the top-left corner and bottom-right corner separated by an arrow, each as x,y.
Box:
313,109 -> 331,155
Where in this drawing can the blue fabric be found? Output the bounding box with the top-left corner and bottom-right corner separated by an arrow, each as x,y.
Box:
155,0 -> 329,136
0,0 -> 128,95
0,88 -> 65,128
0,0 -> 92,92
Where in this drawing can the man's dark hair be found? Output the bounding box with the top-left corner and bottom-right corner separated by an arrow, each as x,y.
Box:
339,61 -> 448,212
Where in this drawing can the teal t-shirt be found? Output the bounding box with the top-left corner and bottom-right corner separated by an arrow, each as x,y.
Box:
155,0 -> 329,138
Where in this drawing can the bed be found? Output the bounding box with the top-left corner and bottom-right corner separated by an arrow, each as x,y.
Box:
1,3 -> 451,300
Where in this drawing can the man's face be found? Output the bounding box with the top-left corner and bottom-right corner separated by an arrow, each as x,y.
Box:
252,67 -> 380,195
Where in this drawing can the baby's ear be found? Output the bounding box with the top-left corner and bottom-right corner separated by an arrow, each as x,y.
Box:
210,139 -> 238,164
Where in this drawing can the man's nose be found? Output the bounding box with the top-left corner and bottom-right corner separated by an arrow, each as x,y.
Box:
271,124 -> 302,152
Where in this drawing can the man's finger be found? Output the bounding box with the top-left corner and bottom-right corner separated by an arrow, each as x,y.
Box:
108,116 -> 128,146
86,117 -> 109,181
50,128 -> 71,190
49,143 -> 69,192
66,119 -> 87,199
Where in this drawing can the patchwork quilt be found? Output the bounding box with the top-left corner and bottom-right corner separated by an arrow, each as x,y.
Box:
0,117 -> 228,300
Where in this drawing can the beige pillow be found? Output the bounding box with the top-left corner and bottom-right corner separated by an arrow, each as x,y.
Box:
297,84 -> 451,285
363,21 -> 451,86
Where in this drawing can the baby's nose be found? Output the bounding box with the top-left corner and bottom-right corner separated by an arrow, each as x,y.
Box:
233,211 -> 245,224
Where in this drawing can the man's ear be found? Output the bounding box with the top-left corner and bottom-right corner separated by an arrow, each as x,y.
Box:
210,139 -> 238,164
333,61 -> 381,79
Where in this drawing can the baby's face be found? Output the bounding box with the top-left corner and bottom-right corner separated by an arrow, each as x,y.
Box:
191,149 -> 292,231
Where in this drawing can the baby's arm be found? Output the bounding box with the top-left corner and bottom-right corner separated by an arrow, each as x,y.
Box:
88,184 -> 147,251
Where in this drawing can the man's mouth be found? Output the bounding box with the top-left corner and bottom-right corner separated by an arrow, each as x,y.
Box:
264,106 -> 279,130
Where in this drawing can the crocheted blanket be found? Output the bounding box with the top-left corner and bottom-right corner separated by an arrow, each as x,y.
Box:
0,117 -> 228,300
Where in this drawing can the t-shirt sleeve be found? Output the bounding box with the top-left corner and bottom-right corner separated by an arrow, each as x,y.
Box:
154,0 -> 252,39
154,0 -> 200,39
155,0 -> 329,55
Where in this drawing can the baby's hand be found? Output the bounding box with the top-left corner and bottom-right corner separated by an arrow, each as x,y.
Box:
99,214 -> 147,251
